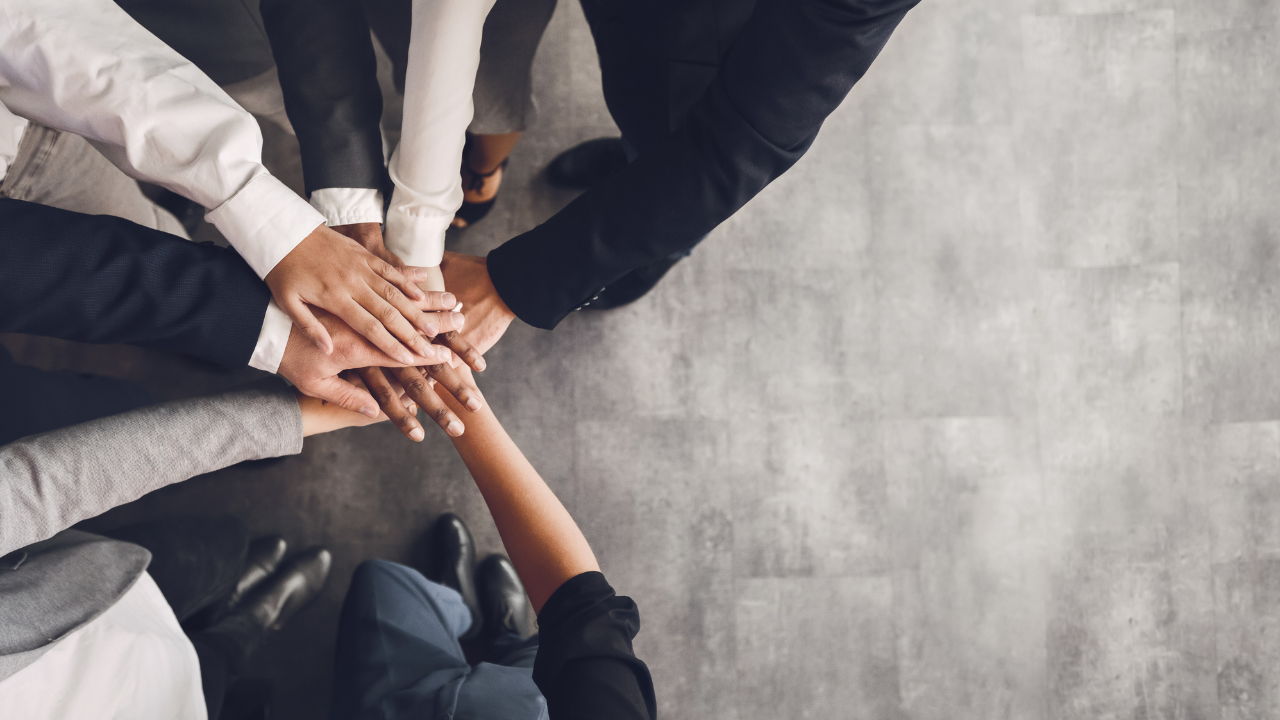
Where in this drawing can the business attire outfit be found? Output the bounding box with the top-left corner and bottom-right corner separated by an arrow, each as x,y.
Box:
0,0 -> 328,373
0,198 -> 277,445
330,562 -> 655,720
485,0 -> 922,328
0,383 -> 305,719
258,0 -> 497,269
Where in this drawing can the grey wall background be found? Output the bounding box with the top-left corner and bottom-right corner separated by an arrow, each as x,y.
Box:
5,0 -> 1280,718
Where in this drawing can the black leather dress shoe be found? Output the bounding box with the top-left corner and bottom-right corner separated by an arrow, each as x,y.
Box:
546,137 -> 628,189
477,555 -> 533,639
193,547 -> 331,674
241,546 -> 332,632
197,536 -> 288,627
582,255 -> 684,311
425,513 -> 483,639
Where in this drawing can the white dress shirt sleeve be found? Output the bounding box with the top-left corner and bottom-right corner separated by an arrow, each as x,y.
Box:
0,0 -> 325,279
383,0 -> 497,269
310,187 -> 385,227
249,299 -> 293,373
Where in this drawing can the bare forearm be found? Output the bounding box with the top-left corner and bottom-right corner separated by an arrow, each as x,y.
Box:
437,388 -> 598,612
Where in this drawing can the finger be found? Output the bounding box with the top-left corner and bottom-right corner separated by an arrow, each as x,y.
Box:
299,374 -> 379,418
336,296 -> 424,366
364,276 -> 444,347
417,291 -> 458,314
369,256 -> 425,302
393,366 -> 464,437
434,330 -> 487,372
283,297 -> 334,355
358,367 -> 424,441
424,360 -> 485,413
431,308 -> 468,334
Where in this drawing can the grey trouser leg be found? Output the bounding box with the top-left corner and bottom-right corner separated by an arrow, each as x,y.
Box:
0,123 -> 188,238
469,0 -> 558,134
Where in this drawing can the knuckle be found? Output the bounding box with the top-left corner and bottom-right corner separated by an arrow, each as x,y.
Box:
433,407 -> 452,423
405,378 -> 430,396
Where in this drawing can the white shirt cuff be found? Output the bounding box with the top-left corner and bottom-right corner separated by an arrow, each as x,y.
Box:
384,207 -> 450,268
248,299 -> 292,373
206,172 -> 327,279
309,187 -> 385,226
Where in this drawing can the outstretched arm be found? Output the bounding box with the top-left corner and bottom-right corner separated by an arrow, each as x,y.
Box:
0,0 -> 436,365
485,0 -> 921,329
0,380 -> 398,558
434,376 -> 597,612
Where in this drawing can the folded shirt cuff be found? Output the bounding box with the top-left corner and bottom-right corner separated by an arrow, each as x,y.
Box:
248,299 -> 292,373
384,207 -> 450,268
309,187 -> 385,227
205,172 -> 327,278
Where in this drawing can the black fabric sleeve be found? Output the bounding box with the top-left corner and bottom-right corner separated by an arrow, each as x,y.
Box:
486,0 -> 920,329
533,571 -> 657,720
258,0 -> 389,196
0,199 -> 270,367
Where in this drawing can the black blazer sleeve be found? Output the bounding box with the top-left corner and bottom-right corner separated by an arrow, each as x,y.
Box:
0,199 -> 271,367
486,0 -> 920,329
258,0 -> 388,197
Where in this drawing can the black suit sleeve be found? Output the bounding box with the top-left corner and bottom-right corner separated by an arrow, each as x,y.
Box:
487,0 -> 920,329
0,199 -> 271,367
258,0 -> 388,197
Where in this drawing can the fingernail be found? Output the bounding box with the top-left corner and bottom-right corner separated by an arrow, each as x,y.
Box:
441,293 -> 456,306
475,357 -> 487,371
447,421 -> 463,436
398,348 -> 416,364
465,397 -> 482,412
409,427 -> 424,441
423,323 -> 438,337
362,407 -> 378,418
451,312 -> 466,328
410,267 -> 428,281
407,404 -> 417,414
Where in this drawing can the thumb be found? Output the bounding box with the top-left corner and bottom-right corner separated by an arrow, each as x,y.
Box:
282,297 -> 334,355
298,374 -> 379,418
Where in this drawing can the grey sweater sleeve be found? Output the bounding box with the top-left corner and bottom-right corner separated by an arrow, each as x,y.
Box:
0,382 -> 303,557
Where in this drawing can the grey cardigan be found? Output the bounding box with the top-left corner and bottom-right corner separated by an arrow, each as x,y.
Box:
0,382 -> 303,680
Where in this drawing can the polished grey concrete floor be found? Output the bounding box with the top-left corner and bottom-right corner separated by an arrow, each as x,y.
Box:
5,0 -> 1280,718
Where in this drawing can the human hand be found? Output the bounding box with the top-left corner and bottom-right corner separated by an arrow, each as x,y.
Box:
278,305 -> 453,418
355,359 -> 486,440
296,374 -> 415,437
265,223 -> 439,365
439,251 -> 516,355
330,224 -> 470,351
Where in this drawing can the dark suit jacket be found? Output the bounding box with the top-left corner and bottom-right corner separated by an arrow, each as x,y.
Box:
261,0 -> 918,329
0,199 -> 271,367
487,0 -> 920,328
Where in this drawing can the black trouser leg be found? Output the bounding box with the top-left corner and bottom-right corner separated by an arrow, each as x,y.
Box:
0,345 -> 155,446
100,515 -> 249,622
101,515 -> 251,720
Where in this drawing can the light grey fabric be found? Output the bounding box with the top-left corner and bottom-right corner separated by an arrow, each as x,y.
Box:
468,0 -> 557,135
0,530 -> 150,681
0,381 -> 303,560
0,381 -> 302,680
0,121 -> 188,238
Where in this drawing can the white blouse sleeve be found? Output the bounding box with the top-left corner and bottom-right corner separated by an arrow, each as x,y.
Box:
383,0 -> 497,269
0,0 -> 325,279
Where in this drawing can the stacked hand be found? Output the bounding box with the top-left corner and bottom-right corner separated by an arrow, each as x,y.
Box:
315,223 -> 492,442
